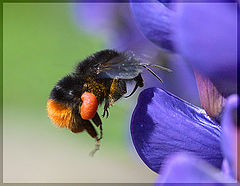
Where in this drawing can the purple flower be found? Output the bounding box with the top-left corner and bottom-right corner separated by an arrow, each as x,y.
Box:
155,95 -> 239,184
155,153 -> 236,184
131,1 -> 238,96
172,2 -> 238,96
130,0 -> 174,52
131,89 -> 239,183
221,95 -> 239,180
131,87 -> 223,173
130,1 -> 238,183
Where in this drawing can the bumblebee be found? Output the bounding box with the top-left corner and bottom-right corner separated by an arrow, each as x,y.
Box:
47,49 -> 171,155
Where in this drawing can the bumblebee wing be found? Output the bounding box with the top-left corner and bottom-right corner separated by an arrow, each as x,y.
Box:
94,52 -> 143,79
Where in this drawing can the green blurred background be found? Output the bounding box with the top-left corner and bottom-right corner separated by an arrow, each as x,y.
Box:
3,3 -> 156,183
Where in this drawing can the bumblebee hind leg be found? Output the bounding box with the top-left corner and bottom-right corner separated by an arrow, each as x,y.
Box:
92,112 -> 103,140
70,123 -> 85,133
92,112 -> 102,127
73,118 -> 102,157
89,112 -> 104,156
82,120 -> 98,138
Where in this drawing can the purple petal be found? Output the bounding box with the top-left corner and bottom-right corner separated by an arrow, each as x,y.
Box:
222,159 -> 232,178
172,3 -> 237,96
156,153 -> 236,184
131,88 -> 223,173
131,0 -> 174,51
221,94 -> 239,179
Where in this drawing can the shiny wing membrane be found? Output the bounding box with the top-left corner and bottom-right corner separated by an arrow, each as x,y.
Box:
94,52 -> 143,79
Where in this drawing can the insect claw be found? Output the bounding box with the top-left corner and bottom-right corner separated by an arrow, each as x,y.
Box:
102,110 -> 105,117
102,109 -> 109,118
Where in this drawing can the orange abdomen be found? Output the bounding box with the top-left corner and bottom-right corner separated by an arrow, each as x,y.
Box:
47,99 -> 73,129
80,92 -> 98,120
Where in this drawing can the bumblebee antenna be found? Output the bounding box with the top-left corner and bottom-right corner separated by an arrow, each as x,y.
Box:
141,63 -> 172,72
141,65 -> 163,83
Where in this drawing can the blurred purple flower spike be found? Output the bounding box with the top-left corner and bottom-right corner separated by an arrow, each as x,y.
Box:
173,2 -> 238,96
221,95 -> 239,180
73,3 -> 115,35
130,0 -> 200,105
131,1 -> 238,96
155,153 -> 236,184
131,87 -> 223,173
130,0 -> 174,52
155,95 -> 239,184
130,0 -> 238,184
73,3 -> 160,52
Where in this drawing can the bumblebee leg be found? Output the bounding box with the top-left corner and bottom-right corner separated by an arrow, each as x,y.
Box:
102,78 -> 119,118
92,112 -> 102,127
102,99 -> 109,118
103,78 -> 127,118
103,106 -> 109,118
89,125 -> 102,157
82,120 -> 98,138
89,139 -> 101,157
70,123 -> 85,133
82,118 -> 103,157
92,112 -> 103,141
109,78 -> 126,102
98,125 -> 103,140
